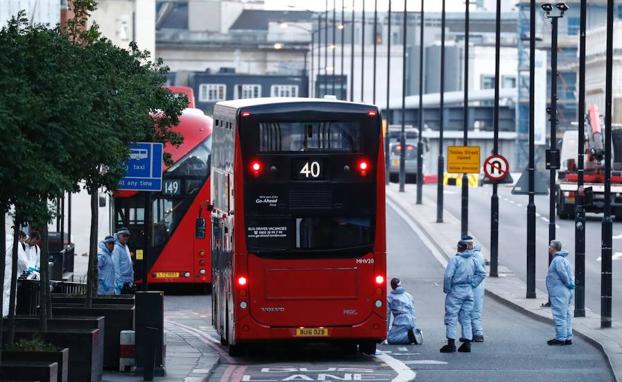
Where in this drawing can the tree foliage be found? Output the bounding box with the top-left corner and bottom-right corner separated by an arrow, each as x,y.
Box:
0,0 -> 186,327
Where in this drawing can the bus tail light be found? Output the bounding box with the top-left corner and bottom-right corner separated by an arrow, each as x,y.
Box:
237,276 -> 248,287
368,110 -> 378,117
375,275 -> 384,285
250,160 -> 263,176
241,111 -> 251,118
358,159 -> 371,175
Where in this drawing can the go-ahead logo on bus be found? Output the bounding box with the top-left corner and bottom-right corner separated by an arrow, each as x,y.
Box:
447,146 -> 481,174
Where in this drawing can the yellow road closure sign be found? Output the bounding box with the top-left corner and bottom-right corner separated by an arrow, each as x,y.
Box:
447,146 -> 481,174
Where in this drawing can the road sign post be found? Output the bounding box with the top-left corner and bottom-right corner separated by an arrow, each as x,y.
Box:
118,142 -> 164,379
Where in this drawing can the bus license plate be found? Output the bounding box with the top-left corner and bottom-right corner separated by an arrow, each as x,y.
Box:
295,328 -> 328,337
154,272 -> 179,278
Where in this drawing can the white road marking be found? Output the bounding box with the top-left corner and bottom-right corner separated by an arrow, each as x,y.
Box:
541,217 -> 549,223
375,353 -> 417,382
403,360 -> 448,365
613,233 -> 622,240
536,212 -> 542,217
516,203 -> 524,208
398,347 -> 408,352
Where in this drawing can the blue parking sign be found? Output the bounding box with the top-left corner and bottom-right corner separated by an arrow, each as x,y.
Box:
117,142 -> 163,192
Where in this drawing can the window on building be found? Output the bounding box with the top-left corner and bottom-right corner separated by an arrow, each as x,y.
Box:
198,84 -> 226,102
234,84 -> 262,99
502,76 -> 516,89
481,75 -> 495,90
271,85 -> 299,98
567,17 -> 579,36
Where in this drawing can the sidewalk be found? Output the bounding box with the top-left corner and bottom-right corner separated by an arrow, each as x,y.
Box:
103,320 -> 220,382
386,183 -> 622,382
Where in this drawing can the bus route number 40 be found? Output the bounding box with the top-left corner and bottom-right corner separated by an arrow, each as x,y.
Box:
299,161 -> 322,179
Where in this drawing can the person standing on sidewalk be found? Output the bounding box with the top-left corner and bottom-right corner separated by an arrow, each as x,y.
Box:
113,228 -> 134,294
386,277 -> 423,345
440,240 -> 486,353
463,235 -> 486,342
545,240 -> 575,346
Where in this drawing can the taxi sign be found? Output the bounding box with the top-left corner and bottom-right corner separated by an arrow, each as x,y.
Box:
447,146 -> 481,174
483,154 -> 510,182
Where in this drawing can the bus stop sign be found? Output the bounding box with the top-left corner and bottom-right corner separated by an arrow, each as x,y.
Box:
483,154 -> 510,182
118,142 -> 163,192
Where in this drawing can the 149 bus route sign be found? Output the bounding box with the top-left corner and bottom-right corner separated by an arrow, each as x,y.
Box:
447,146 -> 481,174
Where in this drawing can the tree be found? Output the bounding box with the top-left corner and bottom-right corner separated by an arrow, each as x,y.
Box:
61,0 -> 185,306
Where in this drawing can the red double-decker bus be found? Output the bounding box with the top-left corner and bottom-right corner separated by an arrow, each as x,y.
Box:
113,87 -> 213,286
211,98 -> 386,355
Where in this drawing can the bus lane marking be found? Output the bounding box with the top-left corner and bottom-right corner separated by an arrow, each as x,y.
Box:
375,353 -> 417,382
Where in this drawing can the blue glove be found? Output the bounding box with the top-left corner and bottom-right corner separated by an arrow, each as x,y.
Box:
568,283 -> 576,290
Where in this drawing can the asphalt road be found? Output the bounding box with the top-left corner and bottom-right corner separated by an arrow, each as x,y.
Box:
162,203 -> 612,381
438,182 -> 622,319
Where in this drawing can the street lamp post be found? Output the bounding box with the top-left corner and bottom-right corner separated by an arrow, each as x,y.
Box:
416,0 -> 424,205
372,0 -> 378,104
574,0 -> 587,318
541,2 -> 567,287
437,0 -> 446,222
399,0 -> 408,192
490,0 -> 501,277
526,0 -> 537,299
325,0 -> 329,96
601,0 -> 614,329
385,0 -> 392,185
310,29 -> 315,97
350,0 -> 355,101
361,0 -> 366,102
317,15 -> 322,97
461,0 -> 470,236
341,0 -> 345,100
333,0 -> 337,95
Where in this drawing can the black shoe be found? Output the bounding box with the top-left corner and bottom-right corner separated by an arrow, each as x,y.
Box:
564,339 -> 573,345
542,301 -> 551,308
547,339 -> 565,346
407,329 -> 416,344
458,341 -> 471,352
472,335 -> 484,343
459,337 -> 468,343
440,339 -> 456,353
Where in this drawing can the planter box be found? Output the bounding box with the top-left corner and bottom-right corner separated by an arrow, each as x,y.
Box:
3,348 -> 69,382
0,361 -> 59,382
6,327 -> 103,382
52,305 -> 134,370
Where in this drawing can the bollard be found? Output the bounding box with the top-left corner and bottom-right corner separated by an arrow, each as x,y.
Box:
119,330 -> 136,372
135,291 -> 165,377
143,326 -> 158,381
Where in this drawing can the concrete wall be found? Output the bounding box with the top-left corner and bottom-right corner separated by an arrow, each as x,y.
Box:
1,0 -> 60,26
90,0 -> 155,56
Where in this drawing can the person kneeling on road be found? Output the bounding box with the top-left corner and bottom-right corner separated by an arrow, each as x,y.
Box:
386,278 -> 423,345
440,240 -> 486,353
545,240 -> 575,346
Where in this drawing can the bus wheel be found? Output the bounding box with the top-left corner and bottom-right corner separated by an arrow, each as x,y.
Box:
359,342 -> 377,355
228,343 -> 245,357
338,342 -> 357,354
220,335 -> 228,346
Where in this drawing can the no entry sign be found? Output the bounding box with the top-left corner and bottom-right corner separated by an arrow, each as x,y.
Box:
483,154 -> 510,182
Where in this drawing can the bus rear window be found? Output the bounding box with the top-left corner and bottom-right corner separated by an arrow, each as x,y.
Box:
259,122 -> 360,152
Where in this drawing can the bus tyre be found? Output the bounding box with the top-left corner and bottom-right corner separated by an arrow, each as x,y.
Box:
220,335 -> 227,346
228,343 -> 245,357
359,342 -> 377,355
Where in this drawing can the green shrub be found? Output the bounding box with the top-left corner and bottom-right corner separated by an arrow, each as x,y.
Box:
6,336 -> 57,352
